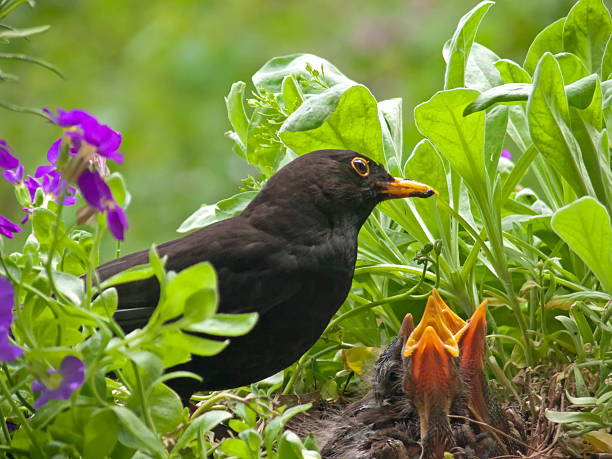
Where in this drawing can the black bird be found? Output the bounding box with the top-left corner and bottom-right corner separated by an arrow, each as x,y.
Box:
96,149 -> 436,398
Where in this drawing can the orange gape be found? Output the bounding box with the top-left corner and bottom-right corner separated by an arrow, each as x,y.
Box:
400,289 -> 490,459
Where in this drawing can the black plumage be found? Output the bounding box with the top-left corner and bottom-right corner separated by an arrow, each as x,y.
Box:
95,149 -> 435,398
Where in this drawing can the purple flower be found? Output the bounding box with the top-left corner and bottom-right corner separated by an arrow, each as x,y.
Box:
0,141 -> 18,170
44,108 -> 123,164
0,277 -> 22,362
3,164 -> 24,185
28,167 -> 77,206
77,169 -> 128,240
501,150 -> 512,160
0,215 -> 22,239
32,356 -> 84,409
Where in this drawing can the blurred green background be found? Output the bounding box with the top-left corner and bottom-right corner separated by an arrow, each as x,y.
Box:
1,0 -> 584,258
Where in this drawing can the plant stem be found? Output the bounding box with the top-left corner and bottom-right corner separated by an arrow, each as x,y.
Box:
0,376 -> 45,457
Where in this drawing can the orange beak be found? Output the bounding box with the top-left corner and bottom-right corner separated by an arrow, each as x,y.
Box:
455,299 -> 489,422
378,177 -> 438,199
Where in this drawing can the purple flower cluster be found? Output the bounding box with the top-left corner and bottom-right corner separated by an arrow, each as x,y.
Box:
0,108 -> 128,241
0,142 -> 23,238
0,276 -> 23,362
32,355 -> 85,408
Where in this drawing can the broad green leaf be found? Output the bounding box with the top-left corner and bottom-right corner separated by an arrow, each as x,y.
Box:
524,18 -> 565,74
583,430 -> 612,453
172,410 -> 232,455
172,331 -> 229,357
556,52 -> 589,84
495,58 -> 532,83
278,431 -> 309,459
91,287 -> 118,318
403,139 -> 450,239
603,36 -> 612,78
342,346 -> 375,375
527,53 -> 591,196
32,207 -> 66,248
221,438 -> 253,458
100,264 -> 154,290
264,403 -> 312,452
545,409 -> 602,423
378,97 -> 403,176
563,0 -> 612,74
246,106 -> 284,176
282,75 -> 304,114
158,262 -> 217,322
180,289 -> 217,325
415,89 -> 486,199
84,408 -> 119,459
177,191 -> 256,233
186,312 -> 258,336
484,105 -> 509,179
225,81 -> 249,150
444,1 -> 494,89
280,85 -> 384,163
551,197 -> 612,294
107,172 -> 131,208
465,42 -> 503,91
112,406 -> 166,457
252,53 -> 353,94
124,349 -> 163,385
463,74 -> 597,115
53,271 -> 84,307
148,384 -> 183,435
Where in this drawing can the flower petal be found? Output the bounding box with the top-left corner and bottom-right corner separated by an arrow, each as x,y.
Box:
107,205 -> 128,241
0,140 -> 19,170
47,138 -> 62,164
0,215 -> 22,239
77,169 -> 112,211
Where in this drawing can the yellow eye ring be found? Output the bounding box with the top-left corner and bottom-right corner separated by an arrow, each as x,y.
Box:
351,157 -> 370,177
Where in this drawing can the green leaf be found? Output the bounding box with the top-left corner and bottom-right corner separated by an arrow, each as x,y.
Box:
527,53 -> 591,196
583,430 -> 612,453
53,271 -> 84,307
415,89 -> 486,199
563,0 -> 612,74
186,312 -> 258,336
524,18 -> 565,75
278,431 -> 308,459
263,403 -> 312,452
32,207 -> 66,248
378,97 -> 403,176
107,172 -> 131,208
177,191 -> 257,233
403,139 -> 449,238
282,75 -> 304,114
91,287 -> 118,318
252,53 -> 352,94
545,409 -> 602,423
443,1 -> 494,89
603,36 -> 612,78
565,73 -> 598,109
84,408 -> 119,459
463,74 -> 597,115
0,25 -> 50,39
149,384 -> 183,435
551,197 -> 612,294
225,81 -> 249,151
465,42 -> 503,91
172,410 -> 232,455
221,438 -> 253,458
112,406 -> 166,457
158,262 -> 217,322
100,264 -> 155,290
495,58 -> 532,83
280,84 -> 384,163
125,349 -> 164,385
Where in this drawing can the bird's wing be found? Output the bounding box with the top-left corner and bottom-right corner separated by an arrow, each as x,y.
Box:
101,216 -> 305,329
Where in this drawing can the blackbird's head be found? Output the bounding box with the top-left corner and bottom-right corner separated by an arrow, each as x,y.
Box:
246,149 -> 437,229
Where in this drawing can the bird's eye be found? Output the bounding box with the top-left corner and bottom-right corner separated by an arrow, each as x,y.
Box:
351,157 -> 370,177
